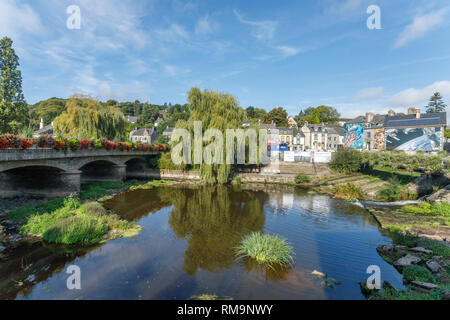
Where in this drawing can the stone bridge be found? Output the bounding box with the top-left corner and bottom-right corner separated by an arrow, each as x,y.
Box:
0,149 -> 160,198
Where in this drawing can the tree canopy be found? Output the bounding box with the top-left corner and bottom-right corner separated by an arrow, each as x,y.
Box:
426,92 -> 446,113
0,37 -> 28,134
53,95 -> 127,140
246,106 -> 267,120
263,107 -> 288,127
294,105 -> 340,126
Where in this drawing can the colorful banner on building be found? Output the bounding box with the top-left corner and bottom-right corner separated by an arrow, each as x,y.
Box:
385,127 -> 441,151
344,123 -> 364,149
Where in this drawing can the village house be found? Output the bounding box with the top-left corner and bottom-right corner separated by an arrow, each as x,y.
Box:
129,127 -> 158,144
33,118 -> 55,138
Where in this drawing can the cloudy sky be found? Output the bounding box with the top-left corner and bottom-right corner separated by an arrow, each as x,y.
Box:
1,0 -> 450,119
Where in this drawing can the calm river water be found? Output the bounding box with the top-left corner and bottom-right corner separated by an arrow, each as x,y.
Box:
0,185 -> 404,300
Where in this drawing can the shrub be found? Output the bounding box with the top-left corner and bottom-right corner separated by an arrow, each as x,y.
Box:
295,172 -> 310,184
402,265 -> 436,284
333,183 -> 364,200
378,177 -> 416,201
329,148 -> 362,174
236,233 -> 295,269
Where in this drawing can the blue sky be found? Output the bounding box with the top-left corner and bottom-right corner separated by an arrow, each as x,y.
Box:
1,0 -> 450,119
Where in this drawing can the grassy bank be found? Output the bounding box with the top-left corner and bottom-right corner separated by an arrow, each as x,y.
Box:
8,181 -> 148,245
366,202 -> 450,238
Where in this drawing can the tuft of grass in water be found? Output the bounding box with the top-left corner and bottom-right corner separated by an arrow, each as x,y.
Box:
333,183 -> 364,200
236,232 -> 294,269
18,198 -> 140,245
402,265 -> 436,284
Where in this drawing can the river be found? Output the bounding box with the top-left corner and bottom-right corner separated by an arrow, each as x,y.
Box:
0,185 -> 404,300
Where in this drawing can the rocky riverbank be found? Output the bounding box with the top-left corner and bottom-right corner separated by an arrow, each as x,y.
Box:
361,234 -> 450,300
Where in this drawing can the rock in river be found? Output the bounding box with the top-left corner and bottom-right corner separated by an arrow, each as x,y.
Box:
411,281 -> 440,291
393,254 -> 421,268
409,247 -> 433,255
426,260 -> 445,273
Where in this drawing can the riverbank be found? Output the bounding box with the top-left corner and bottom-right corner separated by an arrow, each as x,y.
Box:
361,231 -> 450,300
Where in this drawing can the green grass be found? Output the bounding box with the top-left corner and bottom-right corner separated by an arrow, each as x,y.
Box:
402,202 -> 450,217
295,172 -> 310,184
417,239 -> 450,258
236,233 -> 295,269
18,199 -> 140,245
9,186 -> 141,245
370,286 -> 442,300
128,179 -> 173,190
390,230 -> 419,247
377,177 -> 417,201
402,265 -> 436,284
80,180 -> 140,200
333,183 -> 364,200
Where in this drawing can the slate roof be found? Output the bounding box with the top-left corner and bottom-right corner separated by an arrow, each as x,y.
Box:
384,112 -> 446,128
34,124 -> 53,136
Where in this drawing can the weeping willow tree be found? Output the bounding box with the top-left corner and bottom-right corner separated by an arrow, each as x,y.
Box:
162,88 -> 247,183
53,95 -> 126,140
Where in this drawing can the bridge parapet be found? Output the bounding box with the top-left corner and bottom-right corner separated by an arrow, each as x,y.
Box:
0,149 -> 158,162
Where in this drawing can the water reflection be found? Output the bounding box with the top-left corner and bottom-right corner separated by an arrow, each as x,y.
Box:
1,185 -> 404,300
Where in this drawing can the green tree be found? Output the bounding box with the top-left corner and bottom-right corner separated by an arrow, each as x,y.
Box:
263,107 -> 288,127
0,37 -> 28,133
295,105 -> 340,126
53,95 -> 127,140
33,97 -> 67,125
426,92 -> 447,113
246,106 -> 266,120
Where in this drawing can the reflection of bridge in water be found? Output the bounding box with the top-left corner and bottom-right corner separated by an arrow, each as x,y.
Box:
0,149 -> 161,198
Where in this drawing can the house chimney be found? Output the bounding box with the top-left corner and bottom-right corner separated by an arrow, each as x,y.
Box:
416,109 -> 421,119
40,118 -> 44,129
408,107 -> 417,115
365,112 -> 374,123
387,110 -> 396,116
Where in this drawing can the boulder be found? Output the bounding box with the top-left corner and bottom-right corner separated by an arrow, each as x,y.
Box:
426,260 -> 445,273
376,244 -> 394,255
410,247 -> 433,255
312,270 -> 326,278
393,254 -> 421,268
411,281 -> 440,291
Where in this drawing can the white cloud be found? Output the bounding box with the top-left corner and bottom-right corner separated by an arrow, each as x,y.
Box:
276,46 -> 303,58
386,81 -> 450,107
394,9 -> 448,48
0,0 -> 45,38
155,24 -> 190,43
234,10 -> 277,41
164,65 -> 177,76
195,14 -> 214,36
355,87 -> 384,101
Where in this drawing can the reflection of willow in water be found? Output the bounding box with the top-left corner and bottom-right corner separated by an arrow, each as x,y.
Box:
0,243 -> 93,300
165,187 -> 267,276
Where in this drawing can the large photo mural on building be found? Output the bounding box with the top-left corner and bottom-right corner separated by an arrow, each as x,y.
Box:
344,123 -> 364,149
373,128 -> 385,150
385,127 -> 441,151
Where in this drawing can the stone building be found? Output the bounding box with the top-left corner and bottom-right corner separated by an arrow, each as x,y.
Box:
129,127 -> 158,144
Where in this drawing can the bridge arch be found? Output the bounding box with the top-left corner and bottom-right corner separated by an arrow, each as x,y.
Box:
79,160 -> 126,183
0,165 -> 80,198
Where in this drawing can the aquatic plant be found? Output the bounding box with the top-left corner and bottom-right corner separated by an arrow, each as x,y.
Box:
236,232 -> 294,269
